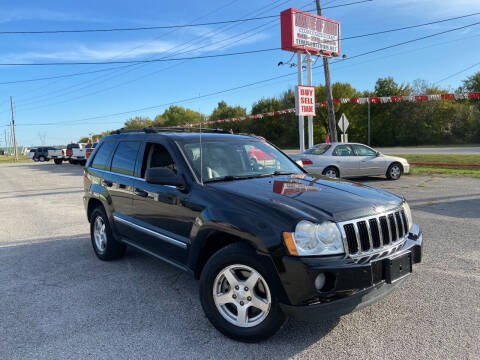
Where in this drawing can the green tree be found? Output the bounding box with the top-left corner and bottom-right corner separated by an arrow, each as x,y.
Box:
124,116 -> 153,129
153,105 -> 204,127
209,101 -> 246,121
461,71 -> 480,92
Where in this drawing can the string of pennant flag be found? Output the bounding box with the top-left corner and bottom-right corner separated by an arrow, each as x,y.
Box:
179,92 -> 480,128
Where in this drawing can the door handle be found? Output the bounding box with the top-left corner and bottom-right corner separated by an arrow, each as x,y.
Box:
134,188 -> 148,197
102,180 -> 113,187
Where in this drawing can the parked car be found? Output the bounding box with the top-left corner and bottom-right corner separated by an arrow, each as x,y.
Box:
66,143 -> 87,165
33,147 -> 56,162
48,147 -> 67,165
83,129 -> 423,342
291,143 -> 410,180
85,143 -> 98,159
28,148 -> 37,160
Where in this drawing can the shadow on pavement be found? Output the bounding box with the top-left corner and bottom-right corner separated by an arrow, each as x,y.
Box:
2,161 -> 85,177
1,234 -> 340,359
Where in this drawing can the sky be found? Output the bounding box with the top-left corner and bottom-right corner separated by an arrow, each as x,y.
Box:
0,0 -> 480,147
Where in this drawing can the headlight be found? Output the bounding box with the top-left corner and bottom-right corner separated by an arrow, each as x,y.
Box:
283,220 -> 344,256
402,202 -> 413,231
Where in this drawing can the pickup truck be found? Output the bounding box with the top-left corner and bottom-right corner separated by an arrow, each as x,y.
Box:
48,148 -> 67,165
85,143 -> 98,160
66,143 -> 87,165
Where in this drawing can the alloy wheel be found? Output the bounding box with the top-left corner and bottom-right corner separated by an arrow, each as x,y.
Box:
93,216 -> 107,253
213,264 -> 271,328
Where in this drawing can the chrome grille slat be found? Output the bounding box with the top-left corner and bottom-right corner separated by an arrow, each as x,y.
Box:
364,219 -> 374,250
339,207 -> 408,259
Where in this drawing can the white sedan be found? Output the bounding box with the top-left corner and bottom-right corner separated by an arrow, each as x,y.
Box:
290,142 -> 410,180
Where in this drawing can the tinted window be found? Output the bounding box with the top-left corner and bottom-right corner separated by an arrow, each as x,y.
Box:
67,144 -> 79,149
304,144 -> 331,155
333,145 -> 355,156
111,141 -> 141,176
352,144 -> 377,156
92,141 -> 116,170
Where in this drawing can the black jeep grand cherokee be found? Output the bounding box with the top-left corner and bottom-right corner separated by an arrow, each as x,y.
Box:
83,128 -> 423,342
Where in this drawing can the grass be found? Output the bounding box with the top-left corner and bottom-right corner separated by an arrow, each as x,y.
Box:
0,155 -> 30,163
388,154 -> 480,178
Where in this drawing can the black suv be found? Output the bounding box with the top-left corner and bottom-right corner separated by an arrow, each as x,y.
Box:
83,128 -> 423,342
34,146 -> 55,162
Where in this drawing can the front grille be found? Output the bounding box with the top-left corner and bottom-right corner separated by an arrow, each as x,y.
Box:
340,207 -> 409,257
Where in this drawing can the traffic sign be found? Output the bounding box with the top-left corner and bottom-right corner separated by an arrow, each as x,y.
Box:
338,113 -> 349,133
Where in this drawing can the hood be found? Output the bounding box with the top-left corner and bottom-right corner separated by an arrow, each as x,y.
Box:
207,174 -> 403,222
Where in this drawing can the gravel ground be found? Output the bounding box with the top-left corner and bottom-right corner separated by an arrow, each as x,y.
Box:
0,162 -> 479,360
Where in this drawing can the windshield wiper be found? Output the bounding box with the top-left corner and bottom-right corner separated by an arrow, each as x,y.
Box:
204,175 -> 254,183
262,171 -> 297,177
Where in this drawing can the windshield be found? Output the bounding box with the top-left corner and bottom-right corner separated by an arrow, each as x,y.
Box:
178,138 -> 303,182
304,144 -> 330,155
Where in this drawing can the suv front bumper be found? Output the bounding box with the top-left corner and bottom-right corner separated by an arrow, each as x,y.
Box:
278,224 -> 423,320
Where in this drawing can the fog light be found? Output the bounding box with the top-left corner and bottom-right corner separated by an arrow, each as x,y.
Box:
314,273 -> 326,291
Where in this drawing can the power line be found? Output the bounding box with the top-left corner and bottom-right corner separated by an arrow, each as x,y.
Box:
16,20 -> 480,128
10,0 -> 297,111
341,12 -> 480,40
435,61 -> 480,84
0,47 -> 280,66
0,0 -> 372,35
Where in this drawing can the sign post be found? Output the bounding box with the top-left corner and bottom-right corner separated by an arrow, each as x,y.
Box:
297,52 -> 305,153
338,113 -> 349,143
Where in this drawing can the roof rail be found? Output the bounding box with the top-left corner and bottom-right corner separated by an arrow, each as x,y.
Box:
109,127 -> 231,135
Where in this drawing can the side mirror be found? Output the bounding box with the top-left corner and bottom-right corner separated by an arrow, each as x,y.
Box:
376,151 -> 381,157
146,167 -> 184,188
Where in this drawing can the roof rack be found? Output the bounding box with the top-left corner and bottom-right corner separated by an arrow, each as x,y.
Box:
109,127 -> 231,135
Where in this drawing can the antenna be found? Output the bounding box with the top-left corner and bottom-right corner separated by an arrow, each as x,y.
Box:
198,93 -> 203,185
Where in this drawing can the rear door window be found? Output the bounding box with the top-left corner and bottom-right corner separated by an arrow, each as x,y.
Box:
333,145 -> 355,156
111,141 -> 141,176
92,141 -> 116,170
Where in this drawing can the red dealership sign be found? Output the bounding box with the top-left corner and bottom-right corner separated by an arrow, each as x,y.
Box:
281,8 -> 341,57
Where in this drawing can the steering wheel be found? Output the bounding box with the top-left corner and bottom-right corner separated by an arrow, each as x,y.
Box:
249,157 -> 264,171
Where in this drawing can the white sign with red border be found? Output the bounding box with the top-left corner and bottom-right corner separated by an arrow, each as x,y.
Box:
295,85 -> 316,116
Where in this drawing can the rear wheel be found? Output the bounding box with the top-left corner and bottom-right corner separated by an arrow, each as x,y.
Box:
90,207 -> 126,261
387,163 -> 402,180
33,157 -> 39,162
322,166 -> 339,179
54,159 -> 63,165
200,243 -> 286,342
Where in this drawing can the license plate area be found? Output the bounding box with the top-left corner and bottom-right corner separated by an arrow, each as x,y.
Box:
384,252 -> 412,284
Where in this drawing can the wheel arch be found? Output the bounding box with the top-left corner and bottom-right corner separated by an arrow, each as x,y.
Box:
323,165 -> 340,177
189,229 -> 290,304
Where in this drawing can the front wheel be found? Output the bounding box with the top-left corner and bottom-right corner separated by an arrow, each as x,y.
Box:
199,243 -> 286,342
90,207 -> 126,261
322,166 -> 339,179
54,159 -> 62,165
39,156 -> 45,162
387,163 -> 402,180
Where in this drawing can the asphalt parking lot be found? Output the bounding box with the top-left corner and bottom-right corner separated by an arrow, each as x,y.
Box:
1,162 -> 479,360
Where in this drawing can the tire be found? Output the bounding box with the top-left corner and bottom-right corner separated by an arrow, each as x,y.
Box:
54,159 -> 62,165
322,166 -> 339,179
68,158 -> 74,164
199,242 -> 286,343
90,207 -> 126,261
386,162 -> 402,180
39,156 -> 45,162
80,160 -> 86,166
33,157 -> 39,162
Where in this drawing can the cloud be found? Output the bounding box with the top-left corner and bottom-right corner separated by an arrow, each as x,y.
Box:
0,8 -> 104,24
3,27 -> 270,63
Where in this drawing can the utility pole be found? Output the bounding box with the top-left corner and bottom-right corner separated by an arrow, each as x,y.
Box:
10,96 -> 18,161
315,0 -> 338,142
4,128 -> 8,155
367,98 -> 371,146
306,51 -> 314,149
